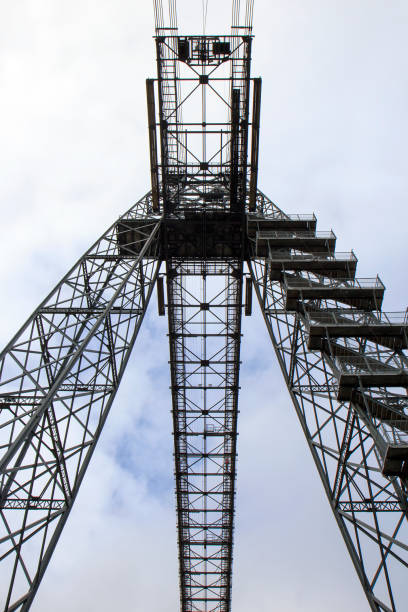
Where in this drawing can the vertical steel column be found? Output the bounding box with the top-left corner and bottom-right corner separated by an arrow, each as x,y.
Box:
166,260 -> 242,612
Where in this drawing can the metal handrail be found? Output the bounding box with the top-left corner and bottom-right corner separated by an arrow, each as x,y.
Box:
268,250 -> 357,262
306,310 -> 408,326
283,275 -> 384,290
247,212 -> 316,222
336,355 -> 408,376
287,214 -> 317,221
257,230 -> 335,240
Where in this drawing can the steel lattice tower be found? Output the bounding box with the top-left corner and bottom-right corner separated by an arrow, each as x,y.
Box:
1,8 -> 408,612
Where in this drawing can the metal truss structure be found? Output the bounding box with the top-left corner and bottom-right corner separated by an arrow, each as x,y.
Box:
248,197 -> 408,612
1,10 -> 408,612
0,195 -> 161,611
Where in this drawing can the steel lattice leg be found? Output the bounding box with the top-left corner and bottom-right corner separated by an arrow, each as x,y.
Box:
0,193 -> 161,612
249,250 -> 408,612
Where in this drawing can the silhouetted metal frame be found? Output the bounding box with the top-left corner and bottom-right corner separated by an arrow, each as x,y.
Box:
0,192 -> 161,612
248,191 -> 408,612
167,260 -> 242,612
155,30 -> 252,612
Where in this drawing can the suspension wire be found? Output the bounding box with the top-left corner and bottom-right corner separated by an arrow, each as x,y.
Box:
155,0 -> 251,33
202,0 -> 205,34
231,0 -> 240,30
231,0 -> 254,32
244,0 -> 254,32
153,0 -> 179,32
202,0 -> 209,35
169,0 -> 178,29
153,0 -> 165,32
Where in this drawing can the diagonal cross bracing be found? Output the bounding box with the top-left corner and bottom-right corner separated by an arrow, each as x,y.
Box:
247,192 -> 408,611
0,194 -> 161,611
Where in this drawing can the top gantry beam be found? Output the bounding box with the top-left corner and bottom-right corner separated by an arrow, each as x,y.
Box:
148,31 -> 259,216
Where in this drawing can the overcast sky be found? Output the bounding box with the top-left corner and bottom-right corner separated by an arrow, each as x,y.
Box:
1,1 -> 408,611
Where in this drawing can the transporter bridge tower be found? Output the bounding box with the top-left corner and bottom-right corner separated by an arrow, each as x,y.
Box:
1,3 -> 408,611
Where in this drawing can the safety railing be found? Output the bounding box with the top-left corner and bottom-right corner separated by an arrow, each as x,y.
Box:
283,275 -> 384,290
287,214 -> 317,222
257,230 -> 335,240
306,310 -> 408,327
247,212 -> 317,222
380,423 -> 408,447
335,355 -> 408,376
267,250 -> 357,262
